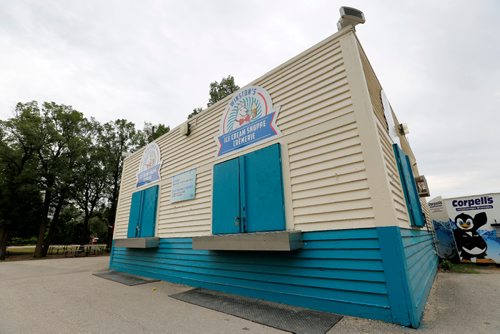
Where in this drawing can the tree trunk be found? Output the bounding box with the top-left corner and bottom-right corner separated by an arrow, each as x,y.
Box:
107,223 -> 114,251
34,219 -> 47,258
81,211 -> 91,245
0,224 -> 9,261
42,199 -> 64,257
106,179 -> 120,250
41,221 -> 53,258
106,194 -> 118,250
34,186 -> 53,258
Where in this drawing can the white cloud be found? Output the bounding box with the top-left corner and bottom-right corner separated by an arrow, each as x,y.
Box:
1,0 -> 499,198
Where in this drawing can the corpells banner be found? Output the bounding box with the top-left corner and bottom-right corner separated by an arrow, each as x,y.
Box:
429,197 -> 458,259
216,86 -> 281,157
136,142 -> 162,187
430,193 -> 500,264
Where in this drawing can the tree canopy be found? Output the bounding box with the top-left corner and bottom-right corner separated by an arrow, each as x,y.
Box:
208,75 -> 240,107
1,75 -> 236,259
189,75 -> 240,119
0,101 -> 168,259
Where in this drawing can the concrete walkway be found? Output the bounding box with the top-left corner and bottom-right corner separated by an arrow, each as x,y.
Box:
333,267 -> 500,333
0,257 -> 499,333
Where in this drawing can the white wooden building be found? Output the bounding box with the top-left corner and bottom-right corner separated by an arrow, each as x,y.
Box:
110,11 -> 437,328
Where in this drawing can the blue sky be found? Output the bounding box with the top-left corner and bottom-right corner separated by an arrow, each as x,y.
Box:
1,0 -> 499,198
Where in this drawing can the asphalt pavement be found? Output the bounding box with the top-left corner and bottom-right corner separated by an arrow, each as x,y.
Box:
0,256 -> 499,334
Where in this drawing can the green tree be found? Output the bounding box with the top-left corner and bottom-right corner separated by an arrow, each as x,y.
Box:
140,122 -> 170,144
1,100 -> 172,258
71,119 -> 108,245
89,214 -> 108,242
190,75 -> 240,118
98,119 -> 143,249
33,102 -> 88,258
207,75 -> 240,107
188,107 -> 203,119
48,204 -> 81,245
0,103 -> 43,259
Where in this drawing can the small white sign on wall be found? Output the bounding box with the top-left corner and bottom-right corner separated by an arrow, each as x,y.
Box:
380,90 -> 401,146
171,169 -> 197,203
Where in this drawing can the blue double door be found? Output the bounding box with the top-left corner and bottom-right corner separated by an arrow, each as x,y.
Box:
212,144 -> 286,234
127,185 -> 159,238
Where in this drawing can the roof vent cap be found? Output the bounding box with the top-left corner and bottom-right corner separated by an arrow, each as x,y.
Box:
337,6 -> 365,31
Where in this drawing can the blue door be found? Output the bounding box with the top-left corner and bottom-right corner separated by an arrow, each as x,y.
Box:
140,185 -> 159,237
128,191 -> 143,238
127,185 -> 159,238
212,158 -> 241,234
393,144 -> 425,227
243,144 -> 285,232
212,144 -> 285,234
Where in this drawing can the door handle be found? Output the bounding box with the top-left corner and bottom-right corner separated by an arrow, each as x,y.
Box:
234,216 -> 241,227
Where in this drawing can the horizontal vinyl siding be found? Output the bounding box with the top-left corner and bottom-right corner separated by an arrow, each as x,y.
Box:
114,152 -> 143,239
357,41 -> 411,228
287,110 -> 374,231
378,124 -> 411,227
110,229 -> 393,322
360,47 -> 387,130
114,30 -> 377,238
420,199 -> 432,227
157,169 -> 212,238
400,228 -> 438,324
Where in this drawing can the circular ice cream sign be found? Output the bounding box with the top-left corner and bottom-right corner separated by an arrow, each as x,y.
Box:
216,85 -> 280,157
136,142 -> 162,187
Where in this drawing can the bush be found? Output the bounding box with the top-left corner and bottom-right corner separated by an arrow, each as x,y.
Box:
440,259 -> 452,271
9,236 -> 38,246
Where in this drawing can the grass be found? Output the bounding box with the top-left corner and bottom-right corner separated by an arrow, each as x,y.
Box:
4,244 -> 108,261
6,245 -> 90,256
440,260 -> 481,274
449,263 -> 481,274
6,245 -> 36,255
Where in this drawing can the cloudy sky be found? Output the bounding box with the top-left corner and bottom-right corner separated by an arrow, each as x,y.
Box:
1,0 -> 499,199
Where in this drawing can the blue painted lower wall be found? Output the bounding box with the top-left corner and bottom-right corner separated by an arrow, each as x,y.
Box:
400,228 -> 438,327
110,227 -> 437,327
376,227 -> 438,327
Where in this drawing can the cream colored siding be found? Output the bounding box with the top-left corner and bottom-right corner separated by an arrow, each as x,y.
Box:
157,168 -> 213,238
420,198 -> 432,227
114,29 -> 415,239
114,151 -> 144,239
357,40 -> 411,228
287,113 -> 375,231
377,124 -> 411,227
362,55 -> 387,131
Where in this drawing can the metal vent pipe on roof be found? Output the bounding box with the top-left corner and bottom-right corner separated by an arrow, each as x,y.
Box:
337,6 -> 366,31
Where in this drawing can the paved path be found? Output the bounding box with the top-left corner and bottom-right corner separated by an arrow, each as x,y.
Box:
1,257 -> 499,333
333,267 -> 500,333
0,257 -> 282,334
